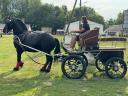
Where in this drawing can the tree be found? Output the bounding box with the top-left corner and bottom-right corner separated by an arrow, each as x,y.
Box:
104,18 -> 116,29
115,12 -> 123,24
15,0 -> 29,18
0,0 -> 11,20
104,12 -> 124,29
70,6 -> 105,26
15,0 -> 42,30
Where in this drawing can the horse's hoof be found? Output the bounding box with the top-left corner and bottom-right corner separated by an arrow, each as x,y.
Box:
20,62 -> 24,68
40,69 -> 50,73
40,68 -> 46,72
45,69 -> 50,73
13,67 -> 19,71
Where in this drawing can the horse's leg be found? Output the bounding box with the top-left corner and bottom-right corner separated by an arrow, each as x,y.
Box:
45,55 -> 53,73
40,55 -> 49,72
40,55 -> 53,73
14,49 -> 23,71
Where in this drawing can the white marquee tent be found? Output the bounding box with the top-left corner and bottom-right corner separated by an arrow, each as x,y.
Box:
64,20 -> 104,35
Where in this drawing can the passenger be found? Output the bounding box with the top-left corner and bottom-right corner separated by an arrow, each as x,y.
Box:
69,16 -> 90,50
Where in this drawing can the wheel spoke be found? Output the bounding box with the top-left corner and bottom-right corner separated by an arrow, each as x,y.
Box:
117,70 -> 123,75
62,55 -> 87,79
105,57 -> 127,79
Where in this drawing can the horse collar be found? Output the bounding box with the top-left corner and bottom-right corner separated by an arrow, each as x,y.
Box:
14,32 -> 27,43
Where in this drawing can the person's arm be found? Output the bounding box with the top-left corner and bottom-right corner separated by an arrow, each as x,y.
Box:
71,30 -> 82,33
71,27 -> 86,33
71,23 -> 90,33
72,28 -> 85,33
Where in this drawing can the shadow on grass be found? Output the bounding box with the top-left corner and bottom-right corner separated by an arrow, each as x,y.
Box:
0,70 -> 128,96
0,70 -> 54,96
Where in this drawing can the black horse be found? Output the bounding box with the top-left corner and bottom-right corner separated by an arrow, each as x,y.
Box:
3,17 -> 60,72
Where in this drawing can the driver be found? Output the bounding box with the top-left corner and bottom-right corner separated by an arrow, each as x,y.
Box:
69,16 -> 90,50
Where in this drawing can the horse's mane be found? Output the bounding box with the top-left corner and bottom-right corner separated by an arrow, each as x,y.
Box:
13,18 -> 28,31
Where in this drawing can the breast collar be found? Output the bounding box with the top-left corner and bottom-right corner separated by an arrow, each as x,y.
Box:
13,32 -> 28,43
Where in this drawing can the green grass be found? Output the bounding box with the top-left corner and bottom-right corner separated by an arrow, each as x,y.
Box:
0,35 -> 128,96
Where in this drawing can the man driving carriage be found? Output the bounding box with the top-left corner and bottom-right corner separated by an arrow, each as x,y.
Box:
68,16 -> 90,50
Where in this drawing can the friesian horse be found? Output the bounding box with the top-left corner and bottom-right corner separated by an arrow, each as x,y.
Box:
3,17 -> 60,72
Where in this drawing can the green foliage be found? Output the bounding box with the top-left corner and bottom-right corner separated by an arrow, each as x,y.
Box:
71,6 -> 105,25
105,18 -> 116,29
88,13 -> 105,25
115,12 -> 124,24
0,0 -> 11,19
105,12 -> 124,29
15,1 -> 66,31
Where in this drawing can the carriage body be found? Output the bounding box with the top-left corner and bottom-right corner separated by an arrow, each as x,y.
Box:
95,48 -> 124,63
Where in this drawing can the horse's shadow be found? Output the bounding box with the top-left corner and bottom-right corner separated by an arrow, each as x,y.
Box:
0,70 -> 54,96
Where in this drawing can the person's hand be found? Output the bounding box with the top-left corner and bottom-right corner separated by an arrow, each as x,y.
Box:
71,31 -> 79,33
70,31 -> 75,33
74,31 -> 80,33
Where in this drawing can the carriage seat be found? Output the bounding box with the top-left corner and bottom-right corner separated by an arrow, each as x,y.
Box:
79,27 -> 99,50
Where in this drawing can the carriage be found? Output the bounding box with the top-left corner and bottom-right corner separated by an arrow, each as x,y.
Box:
2,0 -> 127,80
61,28 -> 127,79
56,0 -> 127,79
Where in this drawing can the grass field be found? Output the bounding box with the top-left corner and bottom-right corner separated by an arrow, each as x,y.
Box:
0,35 -> 128,96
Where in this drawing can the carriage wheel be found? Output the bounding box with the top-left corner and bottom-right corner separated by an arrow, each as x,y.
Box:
95,59 -> 105,71
61,55 -> 87,79
105,57 -> 127,79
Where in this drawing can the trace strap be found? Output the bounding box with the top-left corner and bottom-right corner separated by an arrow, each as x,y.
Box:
14,35 -> 51,56
14,35 -> 62,64
14,35 -> 62,56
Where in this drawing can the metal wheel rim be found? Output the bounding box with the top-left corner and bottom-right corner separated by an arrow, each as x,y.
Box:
64,57 -> 84,78
106,60 -> 126,78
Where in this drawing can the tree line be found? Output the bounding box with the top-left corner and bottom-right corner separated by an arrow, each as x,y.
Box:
0,0 -> 124,31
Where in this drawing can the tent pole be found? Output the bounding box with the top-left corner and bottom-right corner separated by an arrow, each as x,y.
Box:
79,0 -> 82,29
65,0 -> 78,34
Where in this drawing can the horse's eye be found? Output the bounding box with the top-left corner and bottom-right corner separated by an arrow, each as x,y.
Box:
7,19 -> 11,22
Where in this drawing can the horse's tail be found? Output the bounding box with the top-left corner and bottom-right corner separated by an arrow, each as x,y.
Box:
54,38 -> 61,54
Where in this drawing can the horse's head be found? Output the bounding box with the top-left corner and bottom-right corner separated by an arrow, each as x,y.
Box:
3,17 -> 28,35
3,17 -> 14,33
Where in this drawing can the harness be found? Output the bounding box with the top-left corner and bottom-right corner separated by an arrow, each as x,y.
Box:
13,34 -> 63,65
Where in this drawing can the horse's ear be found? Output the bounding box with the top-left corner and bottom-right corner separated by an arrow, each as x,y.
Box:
8,15 -> 11,19
4,16 -> 11,23
6,16 -> 13,22
7,15 -> 11,20
8,16 -> 14,21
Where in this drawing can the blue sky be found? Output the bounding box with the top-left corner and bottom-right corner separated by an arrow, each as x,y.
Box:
41,0 -> 128,20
